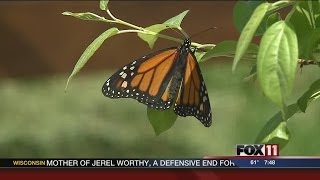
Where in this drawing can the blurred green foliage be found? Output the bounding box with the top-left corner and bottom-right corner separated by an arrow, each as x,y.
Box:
0,63 -> 319,158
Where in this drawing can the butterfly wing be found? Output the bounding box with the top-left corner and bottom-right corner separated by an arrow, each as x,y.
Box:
174,52 -> 212,127
102,47 -> 180,110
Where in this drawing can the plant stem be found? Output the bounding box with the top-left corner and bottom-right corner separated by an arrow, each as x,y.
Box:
285,1 -> 299,22
268,0 -> 296,15
197,44 -> 216,50
107,9 -> 143,31
106,8 -> 214,49
117,29 -> 145,34
117,29 -> 182,43
298,59 -> 320,66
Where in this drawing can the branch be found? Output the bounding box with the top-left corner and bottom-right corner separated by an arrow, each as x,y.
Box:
298,59 -> 320,67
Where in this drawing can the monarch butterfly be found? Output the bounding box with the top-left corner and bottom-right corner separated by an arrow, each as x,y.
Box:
102,38 -> 212,127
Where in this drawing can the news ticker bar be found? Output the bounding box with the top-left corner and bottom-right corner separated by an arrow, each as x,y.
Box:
2,158 -> 320,168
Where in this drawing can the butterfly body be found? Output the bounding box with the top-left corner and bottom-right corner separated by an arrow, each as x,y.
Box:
102,39 -> 212,127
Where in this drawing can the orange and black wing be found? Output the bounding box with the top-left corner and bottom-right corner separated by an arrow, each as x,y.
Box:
102,47 -> 180,110
174,52 -> 212,127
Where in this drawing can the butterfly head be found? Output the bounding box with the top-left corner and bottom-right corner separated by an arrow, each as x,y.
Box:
183,38 -> 191,48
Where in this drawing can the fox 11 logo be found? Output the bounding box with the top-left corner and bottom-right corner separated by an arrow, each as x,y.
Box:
236,144 -> 279,156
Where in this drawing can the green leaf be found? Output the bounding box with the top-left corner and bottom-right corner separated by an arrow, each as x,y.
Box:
314,1 -> 320,28
138,10 -> 189,48
290,1 -> 315,57
65,27 -> 119,91
137,24 -> 167,49
257,21 -> 298,109
297,79 -> 320,112
163,10 -> 189,28
266,12 -> 281,28
147,108 -> 178,136
100,0 -> 109,11
290,1 -> 320,60
233,1 -> 268,36
233,2 -> 270,72
62,12 -> 106,22
255,104 -> 299,150
300,28 -> 320,60
195,51 -> 209,62
201,40 -> 258,62
260,122 -> 290,150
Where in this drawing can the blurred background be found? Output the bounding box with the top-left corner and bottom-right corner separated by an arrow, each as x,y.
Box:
0,1 -> 319,158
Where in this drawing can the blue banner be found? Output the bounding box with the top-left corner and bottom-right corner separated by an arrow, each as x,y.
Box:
232,157 -> 320,168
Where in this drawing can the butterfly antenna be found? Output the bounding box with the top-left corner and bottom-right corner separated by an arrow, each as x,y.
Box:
179,27 -> 189,39
190,27 -> 217,39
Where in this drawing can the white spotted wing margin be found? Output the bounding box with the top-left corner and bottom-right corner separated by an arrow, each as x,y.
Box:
102,47 -> 178,110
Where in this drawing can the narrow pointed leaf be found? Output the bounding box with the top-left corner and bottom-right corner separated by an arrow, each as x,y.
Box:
65,27 -> 119,91
62,12 -> 106,22
138,10 -> 189,48
233,2 -> 270,72
147,108 -> 177,136
163,10 -> 189,28
257,21 -> 298,109
137,24 -> 167,48
233,0 -> 268,35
